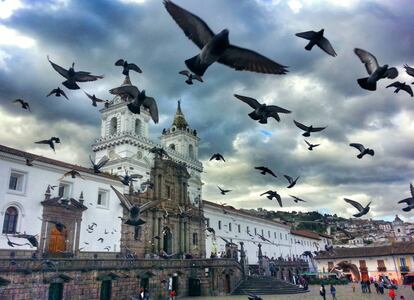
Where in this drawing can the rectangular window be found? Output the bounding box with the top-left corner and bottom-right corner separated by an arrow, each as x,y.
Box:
97,189 -> 109,208
359,260 -> 367,268
274,232 -> 277,239
246,226 -> 249,233
205,219 -> 210,227
192,233 -> 198,245
218,221 -> 221,230
400,257 -> 406,267
280,233 -> 282,239
8,171 -> 25,192
261,229 -> 264,236
285,234 -> 288,240
229,223 -> 232,232
238,224 -> 241,233
268,230 -> 270,238
58,183 -> 71,198
254,228 -> 257,235
377,260 -> 385,268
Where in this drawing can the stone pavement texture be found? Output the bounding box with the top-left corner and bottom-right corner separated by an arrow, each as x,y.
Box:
182,285 -> 414,299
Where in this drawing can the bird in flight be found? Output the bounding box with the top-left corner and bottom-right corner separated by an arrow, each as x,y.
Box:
305,140 -> 320,151
90,155 -> 109,173
119,170 -> 142,186
84,91 -> 106,107
47,87 -> 69,100
217,186 -> 231,195
386,81 -> 413,97
34,137 -> 60,152
294,120 -> 326,137
353,48 -> 398,91
295,29 -> 337,57
13,99 -> 31,111
284,175 -> 299,188
398,183 -> 414,212
254,166 -> 277,178
260,190 -> 282,207
403,64 -> 414,83
61,170 -> 84,180
344,198 -> 371,218
115,59 -> 142,76
234,94 -> 291,124
111,185 -> 162,226
163,0 -> 288,76
289,195 -> 306,203
47,56 -> 103,90
349,143 -> 375,159
210,153 -> 225,162
179,70 -> 203,85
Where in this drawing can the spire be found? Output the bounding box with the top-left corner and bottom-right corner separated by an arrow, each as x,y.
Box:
172,100 -> 188,130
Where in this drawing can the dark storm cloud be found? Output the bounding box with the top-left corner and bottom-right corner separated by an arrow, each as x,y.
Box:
0,0 -> 413,221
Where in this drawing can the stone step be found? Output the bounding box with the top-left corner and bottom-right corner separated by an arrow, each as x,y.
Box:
232,277 -> 308,295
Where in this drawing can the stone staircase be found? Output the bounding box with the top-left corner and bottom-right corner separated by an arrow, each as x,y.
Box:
232,276 -> 309,295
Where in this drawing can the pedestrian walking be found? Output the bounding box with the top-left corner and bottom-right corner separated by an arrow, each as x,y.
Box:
320,284 -> 326,300
330,284 -> 337,300
388,288 -> 396,300
352,282 -> 356,293
374,281 -> 379,293
366,280 -> 371,293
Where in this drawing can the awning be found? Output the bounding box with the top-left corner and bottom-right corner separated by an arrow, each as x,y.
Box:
43,274 -> 73,284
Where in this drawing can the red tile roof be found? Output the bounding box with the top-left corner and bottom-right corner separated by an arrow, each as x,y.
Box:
315,242 -> 414,259
0,144 -> 119,181
291,229 -> 321,240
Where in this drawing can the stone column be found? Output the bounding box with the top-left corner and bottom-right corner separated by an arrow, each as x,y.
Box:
239,242 -> 246,279
258,243 -> 263,276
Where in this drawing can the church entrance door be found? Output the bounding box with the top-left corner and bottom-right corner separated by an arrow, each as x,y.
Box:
163,228 -> 172,254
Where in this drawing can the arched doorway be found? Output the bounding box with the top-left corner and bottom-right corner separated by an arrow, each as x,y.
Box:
163,227 -> 172,254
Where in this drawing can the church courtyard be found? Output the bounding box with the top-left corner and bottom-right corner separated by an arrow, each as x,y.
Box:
182,285 -> 414,299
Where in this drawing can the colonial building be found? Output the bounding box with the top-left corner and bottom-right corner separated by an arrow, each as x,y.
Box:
315,242 -> 414,283
203,201 -> 332,274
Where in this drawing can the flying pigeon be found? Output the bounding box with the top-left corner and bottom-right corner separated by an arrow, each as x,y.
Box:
403,64 -> 414,83
12,234 -> 38,247
98,238 -> 104,243
47,87 -> 69,100
254,166 -> 277,177
109,85 -> 159,124
119,170 -> 142,186
305,140 -> 320,151
206,227 -> 216,235
179,70 -> 203,85
284,175 -> 299,188
210,153 -> 225,162
163,0 -> 288,76
344,198 -> 371,218
398,183 -> 414,212
90,155 -> 109,173
294,120 -> 326,137
25,155 -> 36,166
353,48 -> 398,91
5,235 -> 32,248
13,99 -> 31,111
295,29 -> 337,57
289,195 -> 306,203
386,81 -> 413,97
302,251 -> 313,258
217,186 -> 231,195
149,147 -> 171,159
34,137 -> 60,152
234,94 -> 291,124
115,59 -> 142,76
111,185 -> 162,226
84,91 -> 106,106
260,190 -> 282,207
349,143 -> 375,159
47,56 -> 104,90
61,170 -> 84,180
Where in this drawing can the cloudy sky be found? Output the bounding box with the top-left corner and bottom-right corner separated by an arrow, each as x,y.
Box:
1,0 -> 413,222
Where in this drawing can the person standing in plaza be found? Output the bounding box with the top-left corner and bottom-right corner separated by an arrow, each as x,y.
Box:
388,288 -> 396,300
320,284 -> 326,300
366,280 -> 371,293
330,284 -> 337,300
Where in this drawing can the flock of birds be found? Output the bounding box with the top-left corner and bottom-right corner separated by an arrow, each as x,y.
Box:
5,0 -> 414,274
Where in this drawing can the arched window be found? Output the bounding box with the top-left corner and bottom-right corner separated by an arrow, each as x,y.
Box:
188,144 -> 194,159
135,119 -> 141,135
2,207 -> 18,234
169,144 -> 175,150
109,117 -> 117,135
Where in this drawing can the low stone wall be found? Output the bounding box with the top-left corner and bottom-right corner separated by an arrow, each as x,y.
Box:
0,258 -> 243,300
